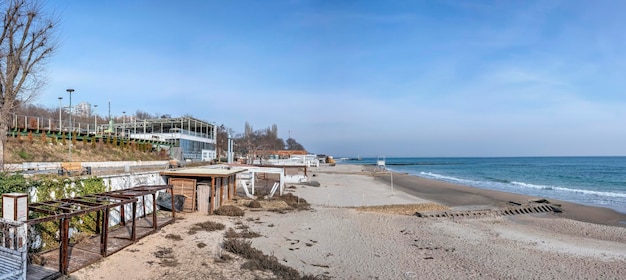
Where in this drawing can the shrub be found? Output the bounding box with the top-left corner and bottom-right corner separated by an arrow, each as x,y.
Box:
214,205 -> 245,216
188,221 -> 225,235
224,228 -> 261,239
248,200 -> 262,208
222,238 -> 301,279
279,193 -> 310,210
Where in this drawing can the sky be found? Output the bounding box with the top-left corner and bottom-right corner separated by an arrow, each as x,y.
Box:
34,0 -> 626,157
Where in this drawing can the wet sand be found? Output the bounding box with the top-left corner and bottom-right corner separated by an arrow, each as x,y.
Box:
373,169 -> 626,227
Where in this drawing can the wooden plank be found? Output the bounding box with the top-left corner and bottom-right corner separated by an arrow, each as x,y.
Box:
168,178 -> 197,212
209,177 -> 215,214
219,177 -> 224,207
196,183 -> 210,214
60,218 -> 70,274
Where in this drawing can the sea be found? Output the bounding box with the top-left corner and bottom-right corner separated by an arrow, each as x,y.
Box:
338,157 -> 626,214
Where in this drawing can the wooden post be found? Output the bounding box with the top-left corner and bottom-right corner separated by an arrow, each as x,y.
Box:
60,217 -> 70,275
120,205 -> 126,226
227,175 -> 232,200
101,208 -> 110,256
131,202 -> 137,241
209,177 -> 215,214
95,210 -> 101,234
232,175 -> 235,199
219,177 -> 224,207
142,195 -> 146,218
170,188 -> 176,220
152,193 -> 158,231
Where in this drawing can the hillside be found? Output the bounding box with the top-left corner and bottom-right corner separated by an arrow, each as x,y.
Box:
4,136 -> 165,163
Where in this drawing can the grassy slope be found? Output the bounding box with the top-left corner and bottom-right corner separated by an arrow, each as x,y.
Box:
4,136 -> 165,163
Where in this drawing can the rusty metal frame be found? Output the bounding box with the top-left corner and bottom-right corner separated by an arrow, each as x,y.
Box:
26,185 -> 174,275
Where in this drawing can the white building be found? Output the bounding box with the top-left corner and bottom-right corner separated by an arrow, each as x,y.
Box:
74,102 -> 92,118
109,116 -> 217,161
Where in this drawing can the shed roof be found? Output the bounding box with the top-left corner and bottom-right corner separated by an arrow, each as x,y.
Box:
160,167 -> 247,178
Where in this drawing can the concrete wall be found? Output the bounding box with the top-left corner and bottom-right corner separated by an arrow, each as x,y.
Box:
101,171 -> 167,226
4,160 -> 168,172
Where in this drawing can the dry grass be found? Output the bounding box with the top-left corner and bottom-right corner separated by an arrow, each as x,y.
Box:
188,221 -> 226,235
153,246 -> 178,267
165,234 -> 183,241
4,138 -> 163,163
222,238 -> 302,279
248,200 -> 262,208
352,203 -> 449,215
214,205 -> 245,216
277,193 -> 310,210
224,227 -> 262,239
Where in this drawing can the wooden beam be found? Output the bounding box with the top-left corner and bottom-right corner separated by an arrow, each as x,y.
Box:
131,202 -> 137,241
209,177 -> 215,214
120,204 -> 126,226
219,177 -> 224,207
96,210 -> 101,234
60,217 -> 70,275
101,208 -> 110,256
152,193 -> 157,232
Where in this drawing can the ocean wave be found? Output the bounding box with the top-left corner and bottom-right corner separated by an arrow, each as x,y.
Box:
511,182 -> 626,198
419,172 -> 476,184
386,162 -> 461,166
510,181 -> 554,190
419,172 -> 626,199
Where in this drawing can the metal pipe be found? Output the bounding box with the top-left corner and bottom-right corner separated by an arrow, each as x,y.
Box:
66,89 -> 75,161
94,104 -> 98,134
58,97 -> 62,132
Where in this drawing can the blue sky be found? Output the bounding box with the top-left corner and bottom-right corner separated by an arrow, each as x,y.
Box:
36,0 -> 626,157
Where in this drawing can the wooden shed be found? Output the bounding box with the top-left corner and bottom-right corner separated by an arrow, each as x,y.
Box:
160,166 -> 246,214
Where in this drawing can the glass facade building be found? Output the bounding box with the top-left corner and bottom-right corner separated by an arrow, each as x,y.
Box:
110,116 -> 216,161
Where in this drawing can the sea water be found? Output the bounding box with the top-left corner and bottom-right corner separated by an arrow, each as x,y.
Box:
340,157 -> 626,214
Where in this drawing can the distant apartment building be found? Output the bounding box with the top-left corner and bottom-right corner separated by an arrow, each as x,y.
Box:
74,102 -> 92,117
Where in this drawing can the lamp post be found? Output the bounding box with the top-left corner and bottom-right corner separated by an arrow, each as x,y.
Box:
93,104 -> 98,134
66,89 -> 75,161
58,97 -> 62,132
227,134 -> 232,163
108,100 -> 112,133
122,111 -> 126,137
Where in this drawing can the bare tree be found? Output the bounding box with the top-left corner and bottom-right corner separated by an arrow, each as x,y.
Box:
216,124 -> 236,161
0,0 -> 56,168
135,110 -> 156,120
286,137 -> 305,151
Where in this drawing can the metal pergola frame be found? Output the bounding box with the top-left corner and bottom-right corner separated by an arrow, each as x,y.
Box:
26,185 -> 175,275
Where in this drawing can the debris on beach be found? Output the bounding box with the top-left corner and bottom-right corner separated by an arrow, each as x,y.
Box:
415,200 -> 562,218
353,203 -> 449,215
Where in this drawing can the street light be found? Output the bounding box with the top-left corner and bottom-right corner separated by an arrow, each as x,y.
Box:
93,104 -> 98,134
108,100 -> 112,133
58,97 -> 62,132
122,111 -> 126,137
66,89 -> 75,161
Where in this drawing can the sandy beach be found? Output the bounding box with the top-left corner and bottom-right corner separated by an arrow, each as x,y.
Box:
71,164 -> 626,279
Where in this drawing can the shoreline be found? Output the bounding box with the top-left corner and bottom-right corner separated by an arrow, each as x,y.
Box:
72,163 -> 626,279
366,165 -> 626,227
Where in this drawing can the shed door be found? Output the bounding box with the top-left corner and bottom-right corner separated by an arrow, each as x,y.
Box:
168,178 -> 196,212
196,183 -> 211,214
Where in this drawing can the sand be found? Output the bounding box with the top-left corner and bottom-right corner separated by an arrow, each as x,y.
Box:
71,164 -> 626,279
